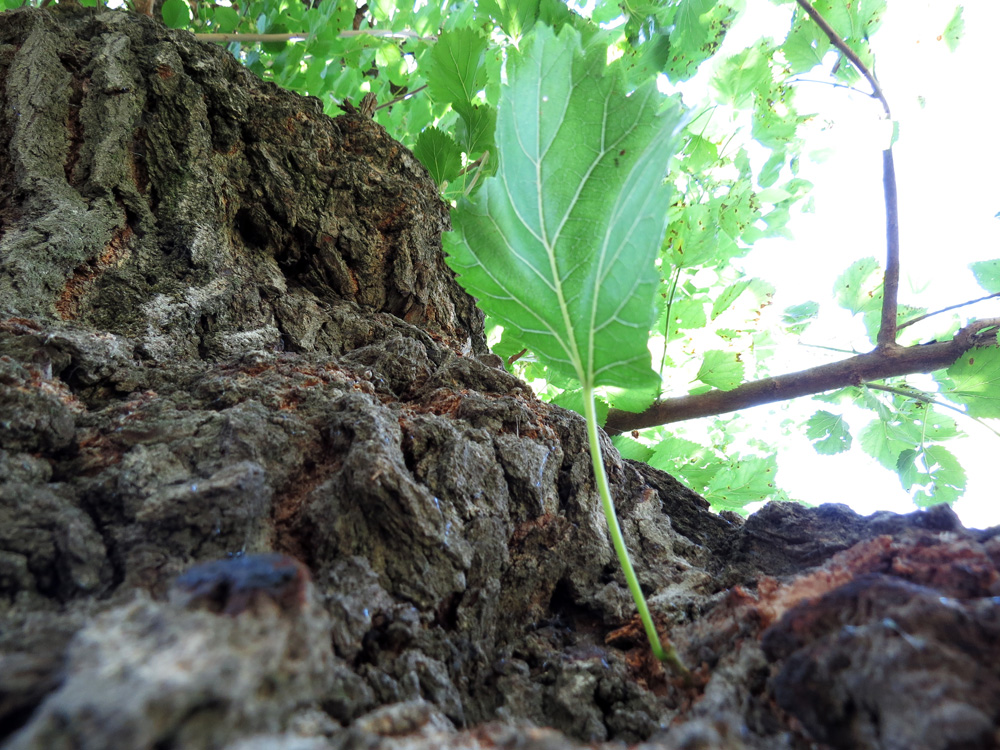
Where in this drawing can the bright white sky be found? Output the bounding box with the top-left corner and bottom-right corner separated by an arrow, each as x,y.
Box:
689,1 -> 1000,527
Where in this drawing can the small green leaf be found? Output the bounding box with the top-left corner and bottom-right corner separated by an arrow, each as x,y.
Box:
939,347 -> 1000,417
455,103 -> 497,156
834,257 -> 882,315
859,418 -> 914,470
161,0 -> 191,28
805,410 -> 852,454
757,150 -> 785,187
712,44 -> 770,106
611,435 -> 655,462
911,445 -> 966,506
663,297 -> 707,331
711,279 -> 751,319
211,6 -> 241,32
942,6 -> 964,53
479,0 -> 541,37
591,0 -> 624,23
696,349 -> 744,390
649,435 -> 718,489
781,300 -> 819,334
704,455 -> 779,511
413,128 -> 463,185
970,259 -> 1000,294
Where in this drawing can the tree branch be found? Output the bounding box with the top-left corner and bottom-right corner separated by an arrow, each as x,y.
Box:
794,0 -> 890,117
879,147 -> 900,347
604,318 -> 1000,433
195,33 -> 307,43
796,0 -> 899,350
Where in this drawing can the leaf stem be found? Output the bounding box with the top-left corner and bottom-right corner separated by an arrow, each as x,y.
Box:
582,388 -> 689,678
658,266 -> 683,398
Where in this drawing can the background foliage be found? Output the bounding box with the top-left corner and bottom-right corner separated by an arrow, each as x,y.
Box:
5,0 -> 994,515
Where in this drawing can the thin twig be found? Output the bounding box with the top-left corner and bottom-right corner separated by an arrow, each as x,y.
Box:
339,28 -> 437,43
196,32 -> 307,42
196,28 -> 437,45
658,266 -> 683,399
456,150 -> 488,177
788,77 -> 871,96
794,0 -> 890,118
797,342 -> 862,355
373,84 -> 428,111
898,292 -> 1000,331
507,348 -> 528,366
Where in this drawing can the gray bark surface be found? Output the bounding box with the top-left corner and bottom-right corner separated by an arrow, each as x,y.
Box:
1,8 -> 999,750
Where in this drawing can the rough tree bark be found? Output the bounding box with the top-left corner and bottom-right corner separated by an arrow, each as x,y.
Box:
1,8 -> 999,750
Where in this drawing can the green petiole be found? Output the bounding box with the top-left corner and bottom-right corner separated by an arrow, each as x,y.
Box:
582,388 -> 690,679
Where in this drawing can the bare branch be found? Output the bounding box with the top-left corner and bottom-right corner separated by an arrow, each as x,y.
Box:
338,29 -> 438,43
879,148 -> 900,347
604,318 -> 1000,433
795,0 -> 899,350
195,28 -> 438,45
195,33 -> 307,43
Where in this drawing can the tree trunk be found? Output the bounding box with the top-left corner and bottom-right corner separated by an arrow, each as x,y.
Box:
1,8 -> 998,750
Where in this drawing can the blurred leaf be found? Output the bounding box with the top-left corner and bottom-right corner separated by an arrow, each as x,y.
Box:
649,435 -> 718,488
970,258 -> 1000,293
938,347 -> 1000,418
942,5 -> 964,52
908,445 -> 966,506
161,0 -> 191,28
211,7 -> 241,32
781,300 -> 819,334
859,418 -> 914,470
712,44 -> 770,106
834,256 -> 882,315
612,435 -> 655,462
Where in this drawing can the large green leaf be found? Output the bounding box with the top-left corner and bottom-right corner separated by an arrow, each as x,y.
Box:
445,24 -> 687,391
